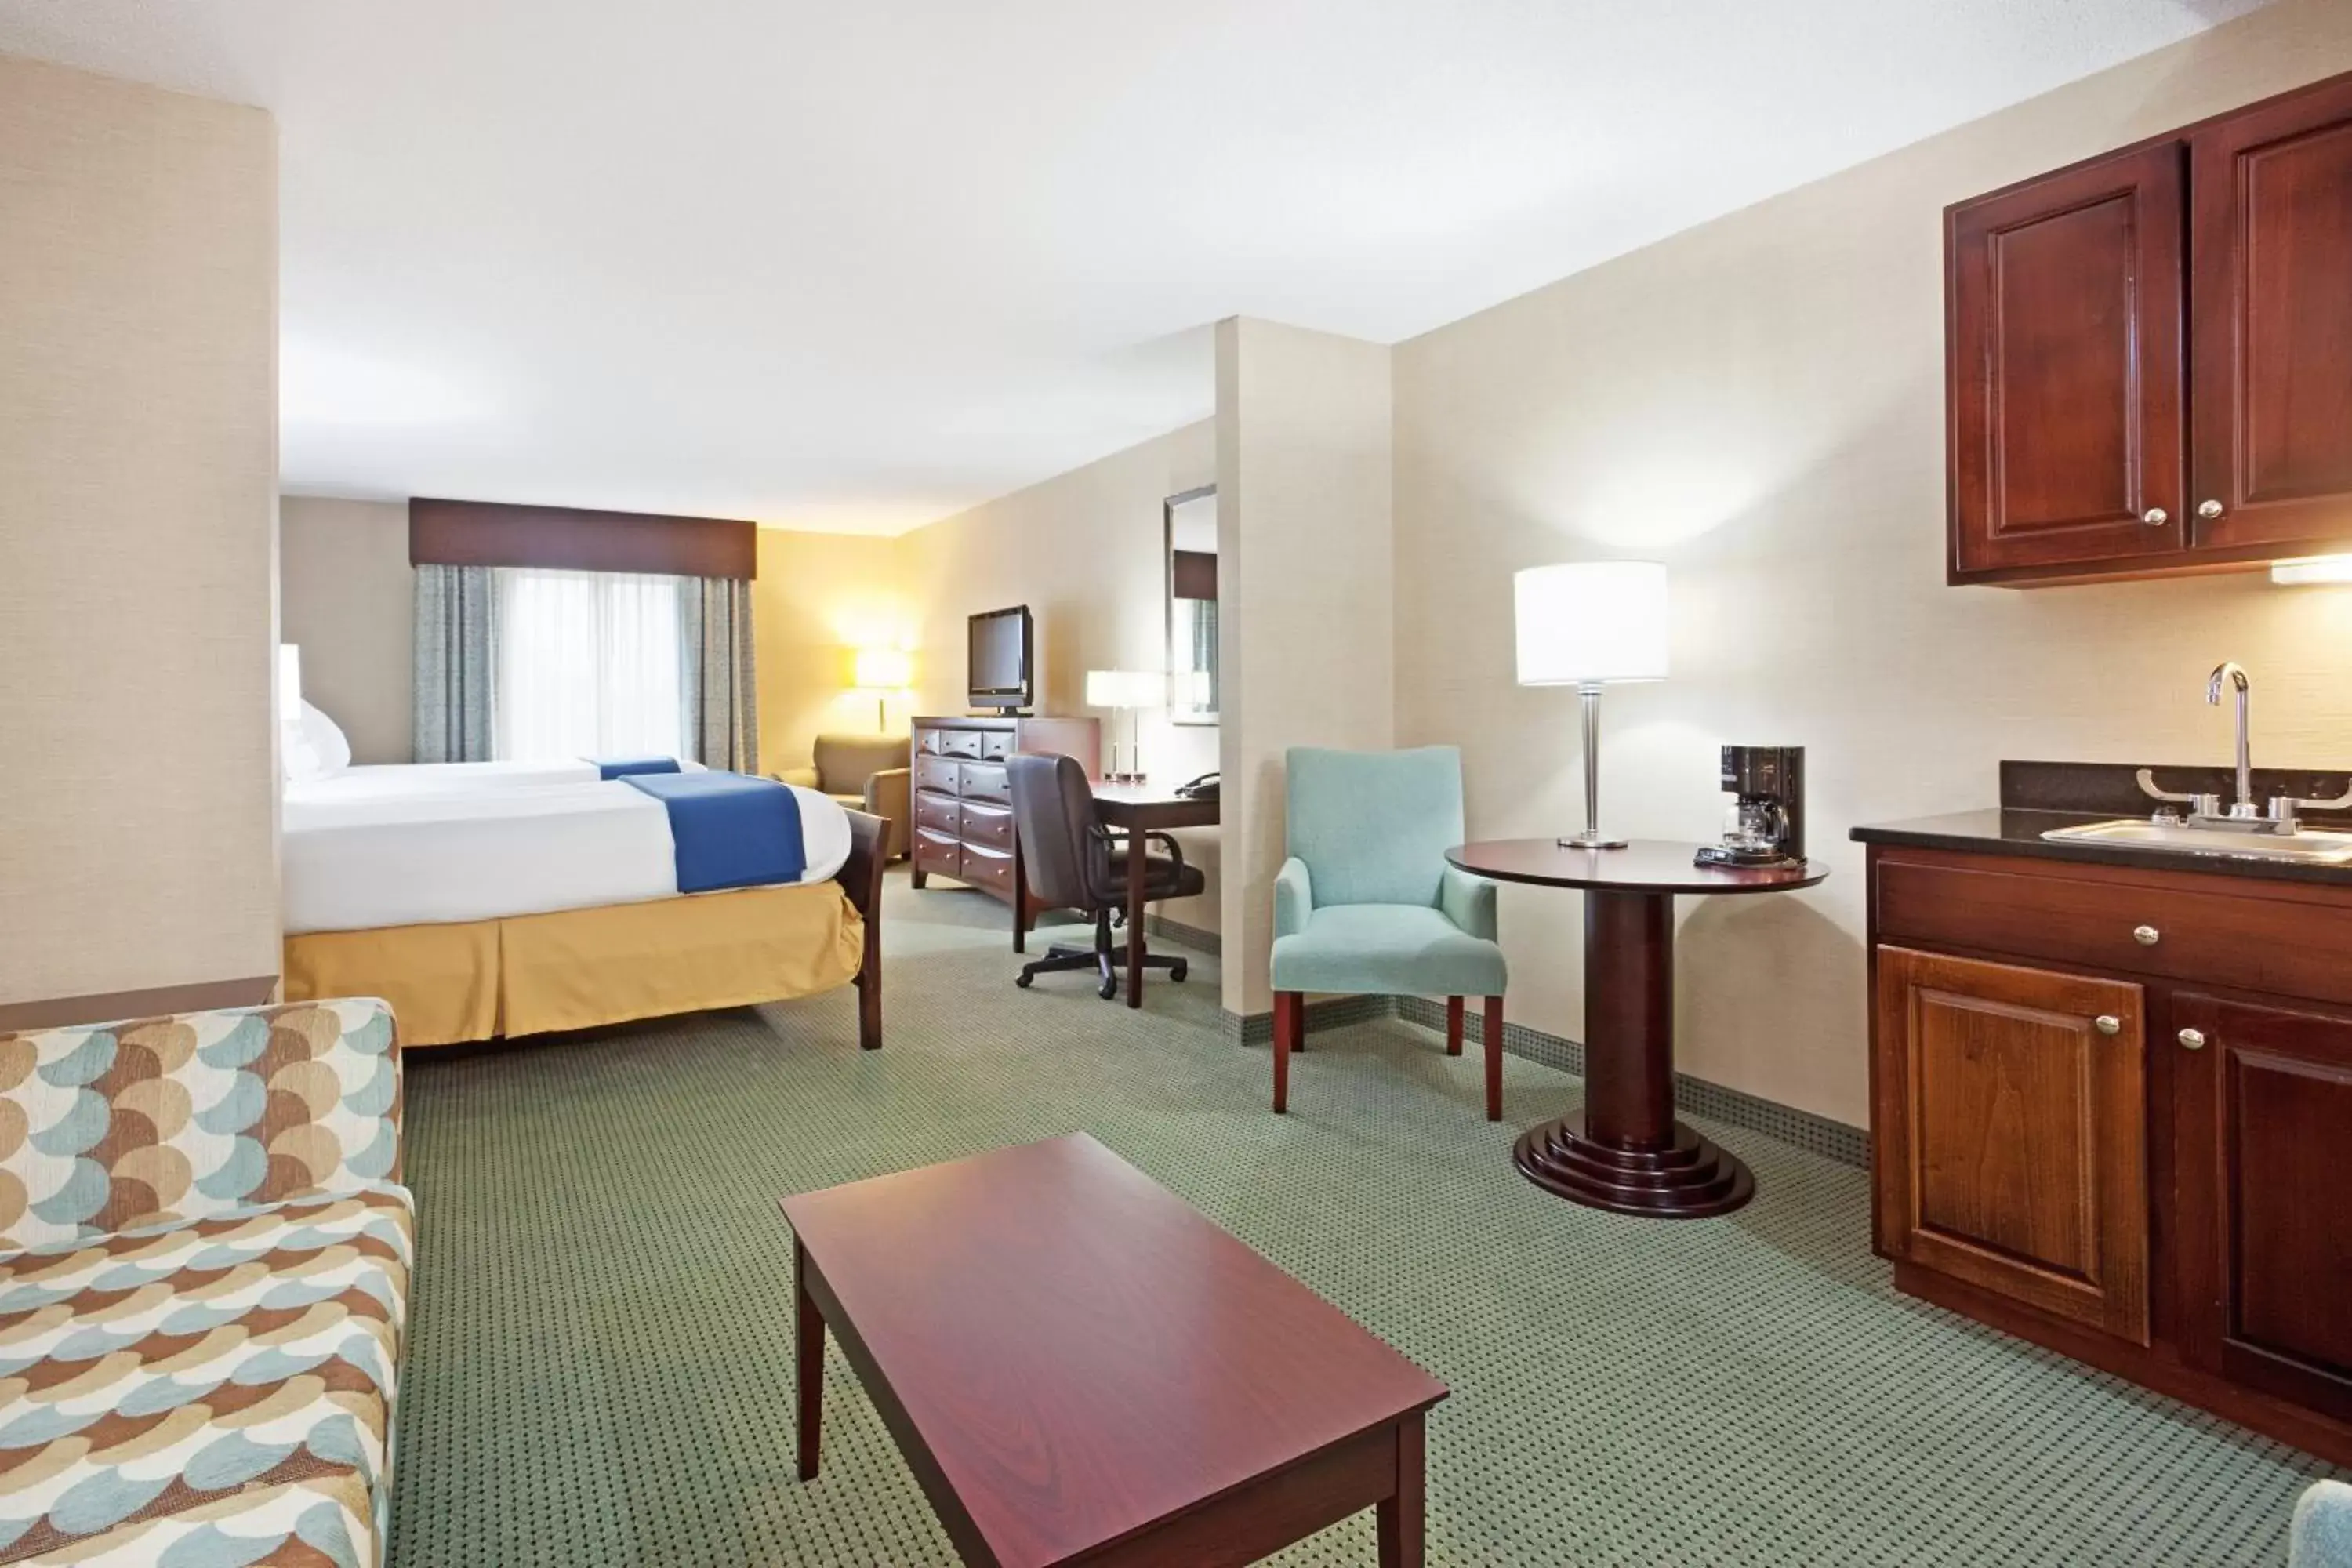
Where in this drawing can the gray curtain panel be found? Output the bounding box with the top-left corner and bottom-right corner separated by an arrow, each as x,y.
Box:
412,564 -> 499,762
681,576 -> 759,771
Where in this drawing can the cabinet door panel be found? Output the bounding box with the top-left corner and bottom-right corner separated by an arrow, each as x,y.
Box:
1948,143 -> 2185,578
1875,946 -> 2149,1343
2173,993 -> 2352,1421
2190,76 -> 2352,554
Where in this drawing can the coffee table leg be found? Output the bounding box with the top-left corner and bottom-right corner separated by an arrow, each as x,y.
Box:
796,1238 -> 824,1481
1377,1414 -> 1425,1568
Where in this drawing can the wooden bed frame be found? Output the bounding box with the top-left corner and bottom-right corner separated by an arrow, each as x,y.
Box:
839,807 -> 887,1051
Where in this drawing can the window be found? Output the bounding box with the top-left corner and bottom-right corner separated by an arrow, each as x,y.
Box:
493,568 -> 689,761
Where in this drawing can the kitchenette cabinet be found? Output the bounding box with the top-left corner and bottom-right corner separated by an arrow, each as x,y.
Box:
1859,833 -> 2352,1465
1947,69 -> 2352,585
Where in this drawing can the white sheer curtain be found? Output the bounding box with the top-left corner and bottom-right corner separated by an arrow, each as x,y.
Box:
493,567 -> 690,761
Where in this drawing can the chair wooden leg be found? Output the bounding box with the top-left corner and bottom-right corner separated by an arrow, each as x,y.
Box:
1272,992 -> 1299,1113
1483,995 -> 1504,1121
1445,996 -> 1464,1056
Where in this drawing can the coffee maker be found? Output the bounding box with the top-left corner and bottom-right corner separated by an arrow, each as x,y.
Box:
1696,746 -> 1806,869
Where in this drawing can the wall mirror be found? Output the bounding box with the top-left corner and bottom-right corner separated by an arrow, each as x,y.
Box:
1164,485 -> 1218,725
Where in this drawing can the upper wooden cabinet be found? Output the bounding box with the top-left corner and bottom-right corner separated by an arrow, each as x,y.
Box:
1949,71 -> 2352,585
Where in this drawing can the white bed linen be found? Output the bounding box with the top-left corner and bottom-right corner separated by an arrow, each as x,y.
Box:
284,758 -> 706,805
283,779 -> 851,935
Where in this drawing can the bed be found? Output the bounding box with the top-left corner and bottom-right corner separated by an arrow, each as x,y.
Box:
278,755 -> 886,1051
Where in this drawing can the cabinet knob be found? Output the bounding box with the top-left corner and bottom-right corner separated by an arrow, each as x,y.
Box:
2178,1028 -> 2207,1051
2198,499 -> 2225,521
2132,924 -> 2161,946
2142,507 -> 2169,527
2095,1015 -> 2122,1036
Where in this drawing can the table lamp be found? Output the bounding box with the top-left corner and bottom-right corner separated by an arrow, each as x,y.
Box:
851,647 -> 913,732
1514,561 -> 1668,849
1086,670 -> 1160,782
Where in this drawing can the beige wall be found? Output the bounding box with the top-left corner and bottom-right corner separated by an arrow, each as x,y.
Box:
1218,318 -> 1394,1012
1391,0 -> 2352,1128
901,420 -> 1223,930
752,527 -> 915,776
280,498 -> 412,764
0,55 -> 279,1009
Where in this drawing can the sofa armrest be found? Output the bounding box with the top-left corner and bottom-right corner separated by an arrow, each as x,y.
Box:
776,765 -> 821,790
0,997 -> 402,1250
864,767 -> 912,859
1275,857 -> 1314,940
1440,864 -> 1498,942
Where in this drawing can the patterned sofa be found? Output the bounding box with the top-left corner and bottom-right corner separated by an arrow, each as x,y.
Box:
0,999 -> 410,1567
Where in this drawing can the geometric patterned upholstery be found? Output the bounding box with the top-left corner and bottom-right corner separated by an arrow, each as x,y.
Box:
0,1001 -> 409,1568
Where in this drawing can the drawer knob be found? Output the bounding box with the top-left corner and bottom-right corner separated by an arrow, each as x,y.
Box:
2178,1028 -> 2207,1051
2094,1014 -> 2122,1036
2142,506 -> 2169,527
2198,499 -> 2225,521
2132,924 -> 2161,946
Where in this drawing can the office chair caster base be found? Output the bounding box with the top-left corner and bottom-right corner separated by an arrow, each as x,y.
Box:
1014,971 -> 1035,989
1098,977 -> 1119,1000
1168,961 -> 1188,983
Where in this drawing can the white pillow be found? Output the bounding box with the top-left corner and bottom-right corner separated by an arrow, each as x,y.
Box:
299,700 -> 352,775
281,719 -> 326,783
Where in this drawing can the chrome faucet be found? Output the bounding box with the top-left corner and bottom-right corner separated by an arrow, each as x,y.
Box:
2139,660 -> 2352,834
2208,661 -> 2255,818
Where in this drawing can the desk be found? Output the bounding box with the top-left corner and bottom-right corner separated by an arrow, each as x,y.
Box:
1445,840 -> 1827,1218
784,1134 -> 1446,1566
1018,780 -> 1218,1010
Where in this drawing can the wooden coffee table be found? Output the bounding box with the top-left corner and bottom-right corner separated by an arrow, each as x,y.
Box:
780,1133 -> 1447,1567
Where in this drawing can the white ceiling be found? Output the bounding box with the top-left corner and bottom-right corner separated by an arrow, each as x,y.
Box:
0,0 -> 2265,534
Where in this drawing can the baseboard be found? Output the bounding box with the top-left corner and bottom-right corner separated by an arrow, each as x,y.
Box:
1222,995 -> 1870,1170
0,974 -> 279,1034
1143,912 -> 1219,953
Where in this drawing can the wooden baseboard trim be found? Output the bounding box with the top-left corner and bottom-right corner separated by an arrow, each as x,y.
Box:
0,975 -> 279,1034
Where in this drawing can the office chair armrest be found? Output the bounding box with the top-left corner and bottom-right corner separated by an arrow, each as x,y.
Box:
1274,857 -> 1313,940
1440,864 -> 1498,942
1138,830 -> 1188,874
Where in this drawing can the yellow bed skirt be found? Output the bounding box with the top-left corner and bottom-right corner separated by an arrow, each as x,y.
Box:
282,884 -> 866,1047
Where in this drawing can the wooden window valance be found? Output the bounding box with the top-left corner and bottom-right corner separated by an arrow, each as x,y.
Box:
408,498 -> 758,580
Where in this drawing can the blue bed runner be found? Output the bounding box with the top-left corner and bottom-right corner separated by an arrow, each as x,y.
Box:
624,770 -> 806,893
591,755 -> 683,781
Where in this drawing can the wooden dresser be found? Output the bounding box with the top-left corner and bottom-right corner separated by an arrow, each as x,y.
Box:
908,716 -> 1099,924
1853,822 -> 2352,1467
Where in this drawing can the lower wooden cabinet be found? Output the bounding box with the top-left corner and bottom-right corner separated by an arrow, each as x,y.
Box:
2172,993 -> 2352,1425
1874,947 -> 2150,1344
1866,844 -> 2352,1466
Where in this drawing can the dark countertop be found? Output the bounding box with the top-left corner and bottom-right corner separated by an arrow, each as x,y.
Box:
1850,807 -> 2352,889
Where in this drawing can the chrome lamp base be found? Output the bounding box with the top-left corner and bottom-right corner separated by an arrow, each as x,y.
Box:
1559,681 -> 1628,850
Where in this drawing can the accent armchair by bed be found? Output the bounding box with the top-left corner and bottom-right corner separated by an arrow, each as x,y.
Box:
1270,745 -> 1508,1119
0,996 -> 411,1566
780,732 -> 911,859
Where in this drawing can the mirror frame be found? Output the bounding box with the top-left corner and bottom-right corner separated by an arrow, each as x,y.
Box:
1163,484 -> 1218,727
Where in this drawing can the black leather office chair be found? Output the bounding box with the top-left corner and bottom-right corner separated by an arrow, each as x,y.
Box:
1007,753 -> 1206,1000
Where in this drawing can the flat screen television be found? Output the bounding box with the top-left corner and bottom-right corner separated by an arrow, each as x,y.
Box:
967,604 -> 1034,712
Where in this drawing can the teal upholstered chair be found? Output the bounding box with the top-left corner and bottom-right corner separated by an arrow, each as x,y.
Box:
1270,745 -> 1507,1118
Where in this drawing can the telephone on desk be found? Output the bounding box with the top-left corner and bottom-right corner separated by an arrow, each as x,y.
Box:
1174,772 -> 1221,801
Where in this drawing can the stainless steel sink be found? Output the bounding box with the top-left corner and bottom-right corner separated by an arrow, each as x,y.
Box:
2042,818 -> 2352,866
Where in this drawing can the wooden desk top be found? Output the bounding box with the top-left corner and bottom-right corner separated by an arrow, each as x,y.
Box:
1087,779 -> 1219,828
1447,838 -> 1830,895
779,1133 -> 1444,1568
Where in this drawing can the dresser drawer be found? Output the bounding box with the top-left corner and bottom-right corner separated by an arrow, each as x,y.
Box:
961,799 -> 1014,852
913,829 -> 961,879
960,842 -> 1014,897
1875,851 -> 2352,1007
913,790 -> 961,838
960,761 -> 1010,804
980,730 -> 1011,760
934,728 -> 984,759
913,754 -> 961,795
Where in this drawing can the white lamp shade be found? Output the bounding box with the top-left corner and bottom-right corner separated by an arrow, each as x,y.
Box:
278,644 -> 303,721
1085,670 -> 1162,710
1514,561 -> 1669,685
852,647 -> 913,689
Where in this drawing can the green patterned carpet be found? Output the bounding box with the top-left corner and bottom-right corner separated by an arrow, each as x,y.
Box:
391,871 -> 2338,1566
